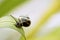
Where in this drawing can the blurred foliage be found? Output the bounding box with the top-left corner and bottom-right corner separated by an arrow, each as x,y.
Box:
26,0 -> 60,40
30,27 -> 60,40
0,0 -> 27,17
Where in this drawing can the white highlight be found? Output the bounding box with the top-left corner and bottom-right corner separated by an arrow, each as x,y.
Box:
0,28 -> 21,40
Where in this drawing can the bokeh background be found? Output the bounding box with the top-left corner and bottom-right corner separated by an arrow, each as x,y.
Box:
0,0 -> 60,40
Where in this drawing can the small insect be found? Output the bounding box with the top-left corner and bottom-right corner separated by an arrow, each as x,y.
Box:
0,15 -> 31,40
10,15 -> 31,28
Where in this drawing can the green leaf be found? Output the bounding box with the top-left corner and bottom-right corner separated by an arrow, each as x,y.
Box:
0,16 -> 26,40
0,0 -> 27,17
